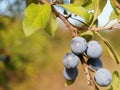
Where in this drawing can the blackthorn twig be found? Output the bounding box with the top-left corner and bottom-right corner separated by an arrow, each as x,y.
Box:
79,55 -> 99,90
51,5 -> 78,37
113,0 -> 120,10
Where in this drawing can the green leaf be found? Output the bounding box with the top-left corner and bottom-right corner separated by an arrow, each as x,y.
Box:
61,4 -> 89,23
99,0 -> 107,12
104,39 -> 120,64
44,13 -> 58,37
23,3 -> 51,36
83,0 -> 94,11
25,0 -> 38,6
72,0 -> 84,6
79,30 -> 94,42
93,0 -> 107,22
96,32 -> 120,64
110,10 -> 120,20
82,0 -> 92,7
72,0 -> 90,6
110,0 -> 120,16
84,0 -> 107,26
84,0 -> 107,12
88,12 -> 94,24
111,71 -> 120,90
117,0 -> 120,3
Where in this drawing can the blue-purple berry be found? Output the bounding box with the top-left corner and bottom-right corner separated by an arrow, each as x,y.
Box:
63,67 -> 78,80
94,68 -> 112,87
86,40 -> 102,58
70,36 -> 87,55
87,58 -> 103,71
63,52 -> 79,69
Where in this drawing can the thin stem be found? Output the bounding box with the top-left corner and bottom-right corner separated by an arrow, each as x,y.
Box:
113,0 -> 120,10
83,53 -> 89,58
90,21 -> 120,31
88,18 -> 96,30
95,31 -> 105,41
79,55 -> 99,90
51,5 -> 78,37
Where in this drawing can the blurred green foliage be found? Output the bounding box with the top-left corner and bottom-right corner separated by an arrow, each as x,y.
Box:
0,15 -> 55,89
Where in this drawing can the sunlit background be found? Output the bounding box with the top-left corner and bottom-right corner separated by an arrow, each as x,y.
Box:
0,0 -> 120,90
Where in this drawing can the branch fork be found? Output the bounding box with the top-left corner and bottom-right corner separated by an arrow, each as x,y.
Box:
79,55 -> 99,90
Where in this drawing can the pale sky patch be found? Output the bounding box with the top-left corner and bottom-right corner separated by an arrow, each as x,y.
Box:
98,0 -> 113,27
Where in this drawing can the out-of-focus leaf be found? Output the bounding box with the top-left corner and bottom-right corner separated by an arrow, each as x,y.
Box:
72,0 -> 84,5
23,3 -> 51,36
79,30 -> 94,42
96,32 -> 120,64
72,0 -> 90,6
44,13 -> 58,37
88,12 -> 94,24
117,0 -> 120,3
110,10 -> 120,20
110,0 -> 120,16
92,19 -> 98,27
108,71 -> 120,90
84,0 -> 107,12
25,64 -> 38,77
61,4 -> 89,23
25,0 -> 38,6
93,0 -> 107,22
84,1 -> 94,11
99,0 -> 107,12
0,62 -> 5,69
82,0 -> 92,7
104,39 -> 120,64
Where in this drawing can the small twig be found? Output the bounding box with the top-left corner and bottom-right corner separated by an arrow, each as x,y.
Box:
88,66 -> 96,72
65,14 -> 72,19
79,55 -> 99,90
82,54 -> 96,72
51,5 -> 78,37
88,18 -> 96,30
83,53 -> 89,58
91,27 -> 120,31
95,31 -> 105,40
90,21 -> 120,31
113,0 -> 120,10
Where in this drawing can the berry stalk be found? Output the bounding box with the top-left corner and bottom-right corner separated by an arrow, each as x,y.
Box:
79,55 -> 99,90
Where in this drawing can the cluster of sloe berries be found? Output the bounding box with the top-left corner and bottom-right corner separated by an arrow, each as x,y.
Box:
62,36 -> 112,87
48,0 -> 112,87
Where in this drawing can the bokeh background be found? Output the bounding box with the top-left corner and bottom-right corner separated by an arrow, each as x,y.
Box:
0,0 -> 120,90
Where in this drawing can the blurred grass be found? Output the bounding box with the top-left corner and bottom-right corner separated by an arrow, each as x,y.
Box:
0,16 -> 120,90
